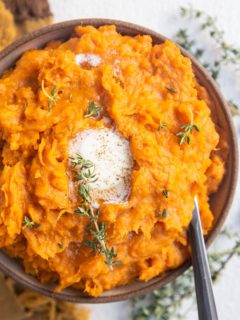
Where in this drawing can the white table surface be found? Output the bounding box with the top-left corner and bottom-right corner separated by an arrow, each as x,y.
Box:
48,1 -> 240,319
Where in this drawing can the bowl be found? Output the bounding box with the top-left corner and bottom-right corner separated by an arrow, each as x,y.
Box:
0,19 -> 238,303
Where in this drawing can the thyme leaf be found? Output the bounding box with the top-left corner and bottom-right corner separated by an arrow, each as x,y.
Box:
78,184 -> 91,202
157,123 -> 167,130
58,243 -> 63,249
70,154 -> 94,169
155,208 -> 168,219
22,216 -> 40,229
162,208 -> 168,218
166,87 -> 177,93
162,190 -> 169,198
84,101 -> 102,118
41,80 -> 59,110
228,100 -> 240,116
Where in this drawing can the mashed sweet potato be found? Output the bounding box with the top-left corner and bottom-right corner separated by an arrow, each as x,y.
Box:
0,25 -> 225,296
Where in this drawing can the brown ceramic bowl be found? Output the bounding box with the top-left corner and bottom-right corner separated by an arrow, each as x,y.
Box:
0,19 -> 238,303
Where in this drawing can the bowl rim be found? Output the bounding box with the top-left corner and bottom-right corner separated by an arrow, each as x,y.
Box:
0,18 -> 238,303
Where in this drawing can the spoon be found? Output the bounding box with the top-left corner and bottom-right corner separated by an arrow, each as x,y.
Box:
189,197 -> 218,320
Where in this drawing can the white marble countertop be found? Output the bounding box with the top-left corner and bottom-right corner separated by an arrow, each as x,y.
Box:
48,1 -> 240,319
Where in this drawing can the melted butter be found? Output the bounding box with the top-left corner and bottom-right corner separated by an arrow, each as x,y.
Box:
75,53 -> 101,67
69,128 -> 133,204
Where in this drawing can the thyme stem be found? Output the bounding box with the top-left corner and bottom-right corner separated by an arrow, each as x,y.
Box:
71,154 -> 121,268
89,207 -> 113,271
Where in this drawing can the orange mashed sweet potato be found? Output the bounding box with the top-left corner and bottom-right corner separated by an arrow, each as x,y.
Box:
0,25 -> 226,296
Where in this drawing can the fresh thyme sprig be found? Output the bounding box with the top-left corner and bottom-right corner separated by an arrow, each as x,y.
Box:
176,108 -> 199,145
83,208 -> 122,268
131,230 -> 240,320
41,80 -> 59,110
84,101 -> 103,118
22,216 -> 40,229
71,154 -> 121,269
179,6 -> 240,74
176,123 -> 200,145
175,6 -> 240,115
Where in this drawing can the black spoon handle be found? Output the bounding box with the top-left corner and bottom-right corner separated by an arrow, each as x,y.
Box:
189,198 -> 218,320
